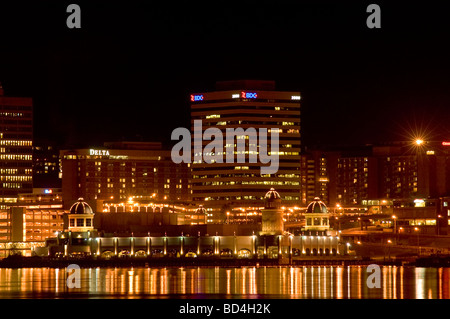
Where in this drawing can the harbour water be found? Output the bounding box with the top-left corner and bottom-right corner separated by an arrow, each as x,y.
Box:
0,266 -> 448,299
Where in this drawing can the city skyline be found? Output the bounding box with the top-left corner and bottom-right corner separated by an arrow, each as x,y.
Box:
0,1 -> 449,150
1,1 -> 450,305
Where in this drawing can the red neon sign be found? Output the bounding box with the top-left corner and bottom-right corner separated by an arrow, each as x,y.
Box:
190,95 -> 203,102
241,91 -> 257,99
442,142 -> 450,146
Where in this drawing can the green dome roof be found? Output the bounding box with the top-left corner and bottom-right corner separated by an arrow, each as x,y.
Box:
306,197 -> 328,214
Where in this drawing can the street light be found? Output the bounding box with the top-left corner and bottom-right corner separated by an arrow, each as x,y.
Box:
387,239 -> 392,262
437,215 -> 443,236
392,215 -> 397,234
414,227 -> 420,254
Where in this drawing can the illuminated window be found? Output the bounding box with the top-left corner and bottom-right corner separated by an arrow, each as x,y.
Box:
206,114 -> 220,119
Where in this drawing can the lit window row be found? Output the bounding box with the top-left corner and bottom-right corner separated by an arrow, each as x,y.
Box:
0,154 -> 32,160
0,169 -> 17,174
2,183 -> 22,188
268,151 -> 299,156
0,176 -> 32,181
0,140 -> 32,146
0,112 -> 24,117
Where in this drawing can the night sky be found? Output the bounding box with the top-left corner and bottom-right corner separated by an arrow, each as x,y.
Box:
0,1 -> 450,149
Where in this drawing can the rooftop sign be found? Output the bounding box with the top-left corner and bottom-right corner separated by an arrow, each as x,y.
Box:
241,92 -> 257,99
89,149 -> 110,156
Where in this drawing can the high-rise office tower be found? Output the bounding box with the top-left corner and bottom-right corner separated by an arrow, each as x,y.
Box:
33,139 -> 61,188
0,84 -> 33,209
190,80 -> 301,221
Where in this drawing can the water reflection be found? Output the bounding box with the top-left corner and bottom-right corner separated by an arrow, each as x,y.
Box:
0,266 -> 448,298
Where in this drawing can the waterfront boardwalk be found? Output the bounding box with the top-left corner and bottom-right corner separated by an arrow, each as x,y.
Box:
0,255 -> 406,268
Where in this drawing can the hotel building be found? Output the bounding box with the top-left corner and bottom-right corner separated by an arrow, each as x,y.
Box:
190,80 -> 301,221
300,150 -> 335,205
300,142 -> 450,207
0,84 -> 33,209
60,141 -> 190,209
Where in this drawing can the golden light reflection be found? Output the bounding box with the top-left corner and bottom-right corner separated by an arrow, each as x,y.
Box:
357,266 -> 362,299
0,266 -> 445,298
336,266 -> 343,299
241,267 -> 247,295
226,269 -> 231,295
180,268 -> 186,295
415,267 -> 426,299
330,266 -> 333,299
443,268 -> 450,299
393,267 -> 397,299
400,266 -> 404,299
347,266 -> 351,299
289,267 -> 294,296
215,267 -> 219,294
128,268 -> 134,293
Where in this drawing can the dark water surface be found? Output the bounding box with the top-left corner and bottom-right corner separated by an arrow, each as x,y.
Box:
0,266 -> 448,299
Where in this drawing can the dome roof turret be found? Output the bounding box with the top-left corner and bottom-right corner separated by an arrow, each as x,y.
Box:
265,188 -> 281,200
195,205 -> 207,214
306,197 -> 328,214
69,198 -> 94,215
264,188 -> 282,209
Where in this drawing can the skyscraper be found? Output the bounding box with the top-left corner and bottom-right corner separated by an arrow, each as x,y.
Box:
190,80 -> 301,221
0,84 -> 33,209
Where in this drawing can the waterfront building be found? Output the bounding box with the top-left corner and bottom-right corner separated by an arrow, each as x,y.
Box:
6,188 -> 64,243
60,141 -> 190,209
0,188 -> 64,257
391,197 -> 450,236
95,199 -> 209,235
50,197 -> 97,257
0,84 -> 33,209
190,80 -> 301,222
43,189 -> 344,260
297,196 -> 340,256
